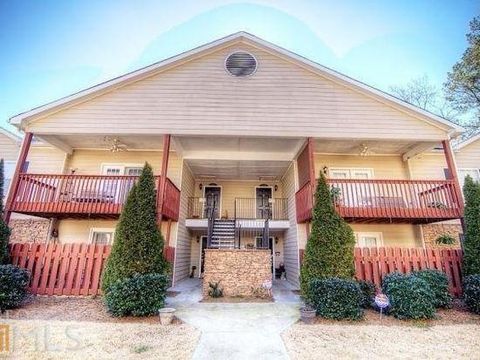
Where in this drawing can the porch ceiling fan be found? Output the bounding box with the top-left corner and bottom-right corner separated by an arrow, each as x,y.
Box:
359,143 -> 375,157
104,136 -> 128,152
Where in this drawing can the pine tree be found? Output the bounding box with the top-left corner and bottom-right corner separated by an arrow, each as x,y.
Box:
0,159 -> 10,264
300,172 -> 356,296
101,163 -> 167,291
462,175 -> 480,276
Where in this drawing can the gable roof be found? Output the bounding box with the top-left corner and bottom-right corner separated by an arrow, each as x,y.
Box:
9,31 -> 464,137
0,127 -> 21,143
457,133 -> 480,150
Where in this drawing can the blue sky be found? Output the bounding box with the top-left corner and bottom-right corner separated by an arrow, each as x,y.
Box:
0,0 -> 477,133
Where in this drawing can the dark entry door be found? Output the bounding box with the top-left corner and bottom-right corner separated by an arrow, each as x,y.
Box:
256,187 -> 272,219
204,186 -> 221,218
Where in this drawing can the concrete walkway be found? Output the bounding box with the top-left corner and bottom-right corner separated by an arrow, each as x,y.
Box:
166,279 -> 301,360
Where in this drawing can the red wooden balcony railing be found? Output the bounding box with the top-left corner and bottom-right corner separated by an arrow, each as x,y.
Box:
295,178 -> 463,224
10,174 -> 180,221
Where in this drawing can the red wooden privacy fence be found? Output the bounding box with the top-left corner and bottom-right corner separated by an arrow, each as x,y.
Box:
9,243 -> 176,296
299,247 -> 463,296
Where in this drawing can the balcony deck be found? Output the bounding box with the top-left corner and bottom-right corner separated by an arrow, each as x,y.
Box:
295,178 -> 463,224
10,174 -> 181,221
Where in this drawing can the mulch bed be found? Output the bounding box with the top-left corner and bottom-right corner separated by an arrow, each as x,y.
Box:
1,295 -> 182,324
201,296 -> 274,303
308,301 -> 480,327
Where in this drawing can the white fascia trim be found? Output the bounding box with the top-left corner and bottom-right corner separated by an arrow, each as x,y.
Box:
9,32 -> 250,128
457,133 -> 480,150
9,31 -> 464,136
0,127 -> 21,143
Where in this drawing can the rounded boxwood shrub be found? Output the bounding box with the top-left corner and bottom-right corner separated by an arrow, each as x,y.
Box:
104,273 -> 168,317
357,280 -> 376,308
412,269 -> 452,308
463,274 -> 480,314
308,278 -> 363,320
382,272 -> 435,319
0,265 -> 30,312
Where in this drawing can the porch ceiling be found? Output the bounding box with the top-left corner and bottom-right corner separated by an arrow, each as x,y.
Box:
186,159 -> 291,180
314,139 -> 440,155
38,134 -> 167,152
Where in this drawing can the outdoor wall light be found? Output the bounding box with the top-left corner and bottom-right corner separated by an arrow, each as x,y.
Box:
275,237 -> 279,244
274,185 -> 278,191
323,166 -> 328,175
199,183 -> 203,190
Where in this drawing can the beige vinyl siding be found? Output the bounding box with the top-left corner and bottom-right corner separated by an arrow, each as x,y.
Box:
192,180 -> 283,219
351,224 -> 422,248
173,161 -> 195,284
26,147 -> 66,173
56,218 -> 174,245
29,44 -> 447,141
281,162 -> 300,288
315,154 -> 409,179
456,141 -> 480,169
57,219 -> 117,243
0,133 -> 19,161
64,150 -> 182,187
409,154 -> 447,180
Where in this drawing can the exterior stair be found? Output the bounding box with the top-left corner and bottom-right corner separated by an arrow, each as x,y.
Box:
210,219 -> 236,249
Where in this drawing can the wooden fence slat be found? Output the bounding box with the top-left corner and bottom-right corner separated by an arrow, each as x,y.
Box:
353,246 -> 463,296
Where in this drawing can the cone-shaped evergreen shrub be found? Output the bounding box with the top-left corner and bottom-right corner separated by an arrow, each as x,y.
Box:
101,163 -> 167,292
462,175 -> 480,276
0,159 -> 10,264
300,172 -> 356,297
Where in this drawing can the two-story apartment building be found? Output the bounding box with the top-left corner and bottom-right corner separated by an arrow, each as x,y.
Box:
4,32 -> 465,287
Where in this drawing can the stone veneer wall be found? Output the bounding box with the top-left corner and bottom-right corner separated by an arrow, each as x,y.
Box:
422,224 -> 463,249
203,249 -> 272,298
9,219 -> 51,243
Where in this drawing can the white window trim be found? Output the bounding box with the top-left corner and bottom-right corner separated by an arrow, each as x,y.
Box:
100,163 -> 144,175
354,232 -> 384,248
329,167 -> 374,179
89,227 -> 116,245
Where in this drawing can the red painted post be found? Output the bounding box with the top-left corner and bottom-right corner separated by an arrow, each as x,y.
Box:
4,132 -> 33,224
442,139 -> 466,235
156,134 -> 171,224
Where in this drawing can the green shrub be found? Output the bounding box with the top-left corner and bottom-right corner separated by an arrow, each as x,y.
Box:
308,278 -> 363,320
208,282 -> 223,298
463,274 -> 480,314
102,163 -> 168,292
300,172 -> 356,296
357,280 -> 376,308
382,272 -> 435,319
0,265 -> 30,312
0,159 -> 10,265
435,234 -> 456,245
104,273 -> 168,317
412,269 -> 452,308
463,175 -> 480,276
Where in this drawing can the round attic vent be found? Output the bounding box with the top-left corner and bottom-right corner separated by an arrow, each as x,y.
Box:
225,52 -> 257,77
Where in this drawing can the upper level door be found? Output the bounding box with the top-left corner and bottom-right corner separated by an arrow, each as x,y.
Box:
256,187 -> 272,219
204,186 -> 221,219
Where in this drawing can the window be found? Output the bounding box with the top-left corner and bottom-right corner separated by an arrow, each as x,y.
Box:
89,228 -> 115,245
355,232 -> 383,248
101,164 -> 143,176
329,168 -> 374,179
